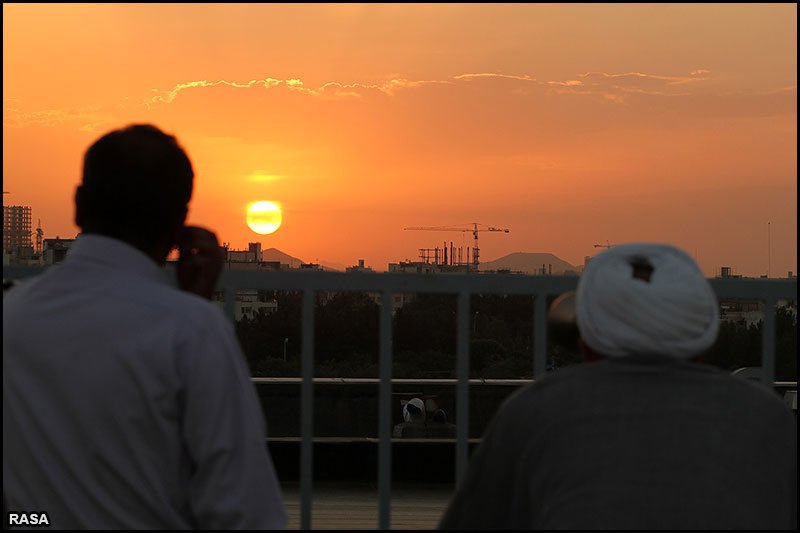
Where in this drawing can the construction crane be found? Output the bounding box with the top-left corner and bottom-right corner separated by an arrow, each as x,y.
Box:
35,219 -> 44,255
404,222 -> 509,269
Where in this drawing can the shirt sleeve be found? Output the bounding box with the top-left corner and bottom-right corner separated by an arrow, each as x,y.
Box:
177,309 -> 287,529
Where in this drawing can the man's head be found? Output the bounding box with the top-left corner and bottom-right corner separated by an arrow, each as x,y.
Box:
575,243 -> 719,360
432,409 -> 448,424
75,124 -> 194,261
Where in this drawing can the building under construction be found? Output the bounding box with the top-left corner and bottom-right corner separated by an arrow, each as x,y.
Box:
3,205 -> 32,253
405,223 -> 510,271
417,242 -> 477,271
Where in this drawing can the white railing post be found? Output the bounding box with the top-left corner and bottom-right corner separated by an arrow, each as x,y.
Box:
762,296 -> 777,388
455,291 -> 471,485
300,289 -> 315,530
377,290 -> 393,529
533,293 -> 547,378
224,286 -> 237,323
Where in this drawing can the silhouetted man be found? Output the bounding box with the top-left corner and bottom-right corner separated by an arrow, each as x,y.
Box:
3,124 -> 287,529
393,397 -> 428,438
427,409 -> 457,439
439,243 -> 796,529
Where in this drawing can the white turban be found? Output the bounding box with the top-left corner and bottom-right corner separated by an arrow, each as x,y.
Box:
403,398 -> 426,423
576,243 -> 719,359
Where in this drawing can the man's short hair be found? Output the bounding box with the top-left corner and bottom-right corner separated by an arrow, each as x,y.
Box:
80,124 -> 193,244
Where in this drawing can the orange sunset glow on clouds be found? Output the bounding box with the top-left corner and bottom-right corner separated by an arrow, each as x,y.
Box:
3,3 -> 796,276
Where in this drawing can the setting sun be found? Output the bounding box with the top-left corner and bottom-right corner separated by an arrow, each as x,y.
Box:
246,201 -> 282,235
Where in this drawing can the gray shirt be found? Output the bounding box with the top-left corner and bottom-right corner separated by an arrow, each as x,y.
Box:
439,357 -> 797,529
3,234 -> 287,529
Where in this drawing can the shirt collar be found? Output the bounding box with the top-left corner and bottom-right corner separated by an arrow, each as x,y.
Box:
65,234 -> 169,285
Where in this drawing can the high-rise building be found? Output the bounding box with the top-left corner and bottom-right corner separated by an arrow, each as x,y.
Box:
3,205 -> 32,252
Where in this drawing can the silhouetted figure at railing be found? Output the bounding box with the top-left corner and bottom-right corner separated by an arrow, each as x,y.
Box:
393,400 -> 459,439
439,243 -> 797,530
3,124 -> 286,529
394,397 -> 428,438
427,408 -> 457,438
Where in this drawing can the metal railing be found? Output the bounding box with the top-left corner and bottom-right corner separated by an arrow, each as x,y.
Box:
3,265 -> 797,529
213,269 -> 576,530
210,269 -> 798,530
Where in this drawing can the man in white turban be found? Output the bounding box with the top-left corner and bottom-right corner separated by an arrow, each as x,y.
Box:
394,397 -> 428,438
439,243 -> 796,530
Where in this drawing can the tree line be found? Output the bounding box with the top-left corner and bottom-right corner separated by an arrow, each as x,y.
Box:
235,291 -> 797,381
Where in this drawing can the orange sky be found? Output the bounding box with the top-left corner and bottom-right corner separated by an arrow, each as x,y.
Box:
3,3 -> 797,276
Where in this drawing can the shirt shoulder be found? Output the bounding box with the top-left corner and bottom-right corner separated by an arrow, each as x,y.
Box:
4,264 -> 232,346
144,279 -> 228,329
494,358 -> 794,430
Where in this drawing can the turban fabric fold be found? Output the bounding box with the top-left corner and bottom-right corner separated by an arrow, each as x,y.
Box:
576,243 -> 719,359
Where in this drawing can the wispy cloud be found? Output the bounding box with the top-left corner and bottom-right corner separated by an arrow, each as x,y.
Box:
451,70 -> 713,103
146,77 -> 451,106
311,78 -> 450,97
579,71 -> 712,85
3,105 -> 111,129
541,70 -> 715,103
143,70 -> 712,108
453,73 -> 537,83
8,69 -> 787,130
149,78 -> 287,105
763,85 -> 797,95
547,80 -> 584,87
78,122 -> 110,133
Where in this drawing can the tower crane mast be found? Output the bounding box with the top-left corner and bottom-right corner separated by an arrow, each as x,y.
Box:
35,219 -> 44,254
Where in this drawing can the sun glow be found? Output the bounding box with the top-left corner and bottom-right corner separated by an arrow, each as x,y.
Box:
246,201 -> 282,235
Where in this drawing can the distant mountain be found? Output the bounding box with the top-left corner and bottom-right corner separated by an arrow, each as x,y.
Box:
260,248 -> 305,268
260,248 -> 345,272
480,252 -> 578,275
317,261 -> 346,273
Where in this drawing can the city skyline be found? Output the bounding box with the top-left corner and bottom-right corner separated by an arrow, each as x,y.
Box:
3,206 -> 792,279
3,3 -> 797,278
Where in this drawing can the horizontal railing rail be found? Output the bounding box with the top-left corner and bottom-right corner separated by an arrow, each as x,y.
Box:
250,376 -> 799,387
3,265 -> 797,530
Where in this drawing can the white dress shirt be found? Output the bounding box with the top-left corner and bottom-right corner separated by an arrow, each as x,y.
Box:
3,234 -> 287,529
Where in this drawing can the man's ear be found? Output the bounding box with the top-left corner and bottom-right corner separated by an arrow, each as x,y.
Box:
74,186 -> 85,228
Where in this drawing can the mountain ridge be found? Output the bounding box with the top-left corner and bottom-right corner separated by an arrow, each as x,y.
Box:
261,247 -> 344,272
480,251 -> 578,275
